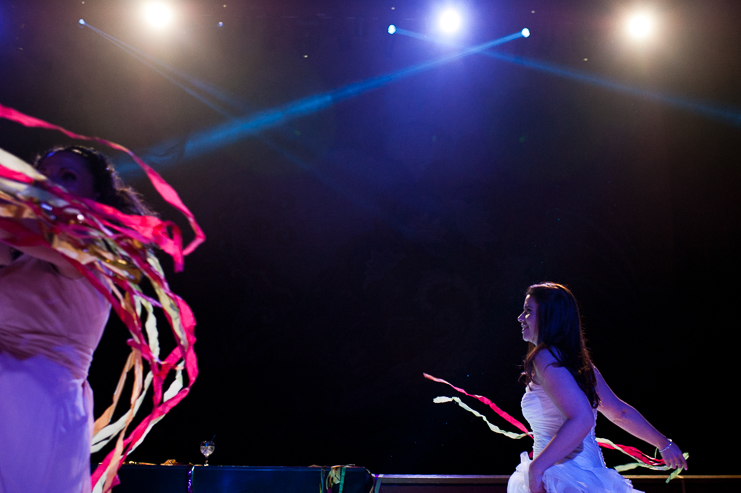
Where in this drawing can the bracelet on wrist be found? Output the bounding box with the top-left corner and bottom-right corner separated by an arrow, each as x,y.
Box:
659,439 -> 673,453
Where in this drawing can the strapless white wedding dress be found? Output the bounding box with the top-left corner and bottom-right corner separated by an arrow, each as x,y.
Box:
507,384 -> 642,493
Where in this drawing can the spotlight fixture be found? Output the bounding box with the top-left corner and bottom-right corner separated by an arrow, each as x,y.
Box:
143,2 -> 174,29
626,12 -> 654,40
521,28 -> 530,38
438,8 -> 462,34
388,24 -> 397,35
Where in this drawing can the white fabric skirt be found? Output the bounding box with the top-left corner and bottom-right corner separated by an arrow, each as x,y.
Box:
507,452 -> 643,493
0,353 -> 92,493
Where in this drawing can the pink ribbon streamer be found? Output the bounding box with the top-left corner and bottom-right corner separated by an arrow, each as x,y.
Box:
0,103 -> 203,491
0,103 -> 205,264
424,373 -> 532,437
424,373 -> 667,467
598,441 -> 664,466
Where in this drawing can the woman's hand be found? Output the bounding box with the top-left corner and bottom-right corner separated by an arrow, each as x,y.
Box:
660,440 -> 688,470
528,465 -> 546,493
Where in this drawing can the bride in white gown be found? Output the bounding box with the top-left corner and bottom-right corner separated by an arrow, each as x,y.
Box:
507,283 -> 687,493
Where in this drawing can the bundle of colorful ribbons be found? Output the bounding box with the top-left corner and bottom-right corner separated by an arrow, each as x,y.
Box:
424,373 -> 687,482
0,103 -> 205,493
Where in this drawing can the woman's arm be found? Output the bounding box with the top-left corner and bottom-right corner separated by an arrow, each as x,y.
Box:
0,222 -> 82,278
595,366 -> 688,470
528,350 -> 596,493
0,242 -> 13,266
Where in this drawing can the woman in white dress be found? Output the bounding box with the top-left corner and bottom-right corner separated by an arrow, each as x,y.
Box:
508,282 -> 688,493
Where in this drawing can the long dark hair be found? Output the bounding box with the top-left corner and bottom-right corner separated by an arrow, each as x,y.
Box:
521,282 -> 600,408
34,145 -> 154,216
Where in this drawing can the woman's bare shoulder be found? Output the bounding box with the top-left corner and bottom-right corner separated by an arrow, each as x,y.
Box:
532,347 -> 559,373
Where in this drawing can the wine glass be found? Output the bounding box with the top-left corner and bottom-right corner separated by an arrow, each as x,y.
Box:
200,440 -> 215,466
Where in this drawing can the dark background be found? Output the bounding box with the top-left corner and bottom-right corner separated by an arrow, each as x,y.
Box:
1,0 -> 739,477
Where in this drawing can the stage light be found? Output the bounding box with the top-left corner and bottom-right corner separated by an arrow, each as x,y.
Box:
78,19 -> 86,26
521,28 -> 530,38
218,21 -> 224,27
388,24 -> 397,35
143,3 -> 174,29
438,9 -> 462,34
626,12 -> 654,40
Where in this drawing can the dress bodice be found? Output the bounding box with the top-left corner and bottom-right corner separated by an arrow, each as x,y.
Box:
0,255 -> 110,379
522,383 -> 606,469
508,383 -> 640,492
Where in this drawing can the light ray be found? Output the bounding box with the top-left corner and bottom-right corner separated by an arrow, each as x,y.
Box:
81,22 -> 236,117
82,22 -> 526,176
179,31 -> 526,161
480,51 -> 740,126
396,29 -> 741,127
80,22 -> 334,181
79,23 -> 523,225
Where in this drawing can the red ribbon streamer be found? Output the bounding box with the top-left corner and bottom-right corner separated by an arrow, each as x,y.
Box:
424,373 -> 532,437
598,441 -> 664,466
0,104 -> 203,491
424,373 -> 667,467
0,103 -> 205,265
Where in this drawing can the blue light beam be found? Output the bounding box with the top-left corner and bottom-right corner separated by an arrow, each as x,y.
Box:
81,24 -> 522,222
79,21 -> 346,183
438,9 -> 462,34
479,51 -> 741,126
80,23 -> 524,179
397,27 -> 740,127
80,22 -> 240,118
181,31 -> 527,160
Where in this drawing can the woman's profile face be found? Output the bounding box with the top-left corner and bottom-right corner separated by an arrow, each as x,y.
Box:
517,294 -> 538,344
37,151 -> 98,200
